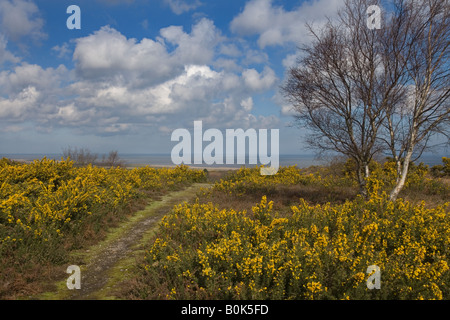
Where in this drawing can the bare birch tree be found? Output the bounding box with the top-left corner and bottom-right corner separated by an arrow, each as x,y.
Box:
283,0 -> 449,200
382,0 -> 450,200
282,0 -> 393,196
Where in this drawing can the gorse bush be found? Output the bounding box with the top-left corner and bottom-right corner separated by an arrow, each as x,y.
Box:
130,165 -> 450,300
0,158 -> 206,257
431,157 -> 450,178
2,157 -> 448,300
0,157 -> 206,298
343,157 -> 449,198
207,162 -> 449,204
211,165 -> 355,197
137,196 -> 450,300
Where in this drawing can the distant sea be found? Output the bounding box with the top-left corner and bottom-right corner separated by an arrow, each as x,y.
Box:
0,153 -> 447,169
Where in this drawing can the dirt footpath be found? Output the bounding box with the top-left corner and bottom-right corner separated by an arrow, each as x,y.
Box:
42,183 -> 211,300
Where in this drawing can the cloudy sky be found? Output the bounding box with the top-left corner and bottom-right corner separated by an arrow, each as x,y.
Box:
0,0 -> 345,156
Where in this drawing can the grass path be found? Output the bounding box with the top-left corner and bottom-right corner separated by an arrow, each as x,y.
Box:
36,183 -> 211,300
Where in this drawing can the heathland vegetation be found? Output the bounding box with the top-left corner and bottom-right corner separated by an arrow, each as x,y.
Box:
0,157 -> 206,299
123,157 -> 449,300
0,156 -> 449,300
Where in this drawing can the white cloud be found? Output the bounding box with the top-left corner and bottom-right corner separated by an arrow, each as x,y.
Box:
73,26 -> 178,87
0,86 -> 40,119
273,88 -> 296,116
213,58 -> 241,72
0,63 -> 69,128
243,48 -> 269,65
74,19 -> 222,87
230,0 -> 343,48
1,17 -> 282,136
52,43 -> 71,59
69,20 -> 239,128
221,73 -> 241,91
163,0 -> 202,15
0,34 -> 19,65
230,0 -> 273,36
0,0 -> 47,43
242,66 -> 277,91
56,103 -> 92,124
160,18 -> 222,66
66,60 -> 279,133
219,43 -> 241,57
282,52 -> 300,69
0,63 -> 68,95
241,97 -> 254,112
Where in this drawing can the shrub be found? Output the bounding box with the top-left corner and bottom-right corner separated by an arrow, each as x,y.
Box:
134,194 -> 449,300
0,158 -> 207,298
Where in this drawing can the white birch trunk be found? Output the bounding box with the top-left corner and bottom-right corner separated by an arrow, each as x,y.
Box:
389,147 -> 414,201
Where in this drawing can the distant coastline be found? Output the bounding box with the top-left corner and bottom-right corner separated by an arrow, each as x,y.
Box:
1,153 -> 446,169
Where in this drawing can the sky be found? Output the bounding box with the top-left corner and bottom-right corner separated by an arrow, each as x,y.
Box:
0,0 -> 446,162
0,0 -> 351,156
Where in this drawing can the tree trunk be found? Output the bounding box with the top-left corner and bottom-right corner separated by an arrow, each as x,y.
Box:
395,158 -> 402,184
357,161 -> 370,199
389,149 -> 413,201
364,163 -> 370,180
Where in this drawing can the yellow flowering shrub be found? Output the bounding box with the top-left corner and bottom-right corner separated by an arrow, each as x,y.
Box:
341,158 -> 449,198
0,158 -> 206,298
431,157 -> 450,177
135,166 -> 450,300
210,165 -> 355,198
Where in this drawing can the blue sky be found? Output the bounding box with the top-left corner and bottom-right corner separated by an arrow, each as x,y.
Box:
12,0 -> 445,162
0,0 -> 350,156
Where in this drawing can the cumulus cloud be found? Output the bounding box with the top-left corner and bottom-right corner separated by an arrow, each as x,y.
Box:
230,0 -> 343,48
219,43 -> 241,57
242,66 -> 277,91
1,16 -> 281,136
0,63 -> 68,95
160,18 -> 222,65
70,20 -> 228,123
0,63 -> 69,126
52,43 -> 72,59
282,52 -> 300,69
0,34 -> 19,65
163,0 -> 202,15
73,26 -> 177,86
230,0 -> 344,119
240,97 -> 254,112
0,86 -> 40,119
73,18 -> 222,87
0,0 -> 47,43
66,62 -> 277,132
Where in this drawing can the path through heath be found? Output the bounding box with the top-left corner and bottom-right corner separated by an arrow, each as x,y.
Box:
60,183 -> 210,300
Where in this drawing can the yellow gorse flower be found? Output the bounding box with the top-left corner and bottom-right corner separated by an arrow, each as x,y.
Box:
140,164 -> 449,300
0,158 -> 207,273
